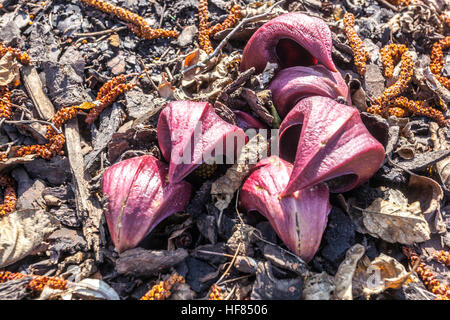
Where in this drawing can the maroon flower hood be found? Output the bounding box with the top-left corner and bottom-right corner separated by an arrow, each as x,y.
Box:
240,12 -> 336,73
240,156 -> 331,262
279,96 -> 385,195
157,101 -> 247,183
269,65 -> 351,118
102,155 -> 192,253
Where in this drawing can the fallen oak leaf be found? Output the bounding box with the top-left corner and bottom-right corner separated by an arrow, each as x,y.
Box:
333,244 -> 365,300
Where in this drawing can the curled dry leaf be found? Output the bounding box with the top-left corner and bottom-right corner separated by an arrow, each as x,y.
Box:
66,278 -> 120,300
430,122 -> 450,193
211,133 -> 268,211
0,52 -> 20,86
157,73 -> 174,99
352,254 -> 414,299
407,174 -> 445,234
302,272 -> 335,300
362,186 -> 432,245
181,50 -> 240,100
0,209 -> 59,268
333,244 -> 365,300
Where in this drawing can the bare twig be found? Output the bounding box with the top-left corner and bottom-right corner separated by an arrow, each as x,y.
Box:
72,26 -> 128,38
4,119 -> 61,135
182,0 -> 285,75
216,242 -> 242,286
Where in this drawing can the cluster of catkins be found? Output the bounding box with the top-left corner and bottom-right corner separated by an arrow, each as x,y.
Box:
343,14 -> 446,125
198,0 -> 242,54
0,271 -> 68,293
16,75 -> 134,159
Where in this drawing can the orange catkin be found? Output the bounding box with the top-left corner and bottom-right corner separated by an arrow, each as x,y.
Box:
208,283 -> 223,300
431,250 -> 450,267
386,0 -> 411,5
0,271 -> 68,292
140,273 -> 185,300
368,50 -> 414,115
0,43 -> 30,65
80,0 -> 178,40
403,247 -> 450,300
208,4 -> 242,36
387,97 -> 446,126
430,36 -> 450,90
380,43 -> 408,78
343,12 -> 370,76
0,85 -> 13,119
85,80 -> 135,124
198,0 -> 213,54
0,174 -> 17,216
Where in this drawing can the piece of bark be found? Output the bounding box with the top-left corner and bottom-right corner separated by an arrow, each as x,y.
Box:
21,65 -> 55,120
0,277 -> 32,300
64,118 -> 104,262
115,248 -> 188,276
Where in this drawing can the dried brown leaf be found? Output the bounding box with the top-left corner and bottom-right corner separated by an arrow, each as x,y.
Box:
430,122 -> 450,192
302,271 -> 335,300
0,209 -> 59,268
0,52 -> 20,86
362,186 -> 431,244
352,254 -> 414,299
333,244 -> 365,300
211,133 -> 268,211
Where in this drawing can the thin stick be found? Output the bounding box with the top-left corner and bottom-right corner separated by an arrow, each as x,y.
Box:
216,242 -> 242,285
73,26 -> 128,37
218,274 -> 252,285
224,285 -> 236,300
182,0 -> 285,74
4,119 -> 61,135
196,250 -> 235,258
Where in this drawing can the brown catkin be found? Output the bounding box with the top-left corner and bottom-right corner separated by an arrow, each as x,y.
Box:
343,13 -> 370,75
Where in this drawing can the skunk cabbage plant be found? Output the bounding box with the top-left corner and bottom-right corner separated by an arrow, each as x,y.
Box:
240,12 -> 336,73
157,101 -> 247,183
102,155 -> 192,253
279,96 -> 385,195
269,65 -> 351,118
240,156 -> 331,262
